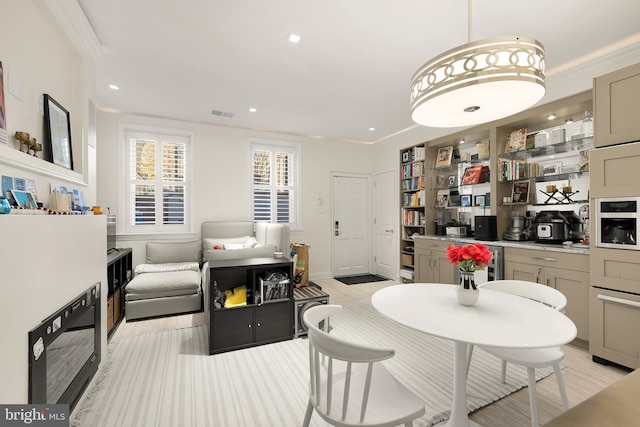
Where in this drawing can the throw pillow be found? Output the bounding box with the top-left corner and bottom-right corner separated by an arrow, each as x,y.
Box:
224,285 -> 247,308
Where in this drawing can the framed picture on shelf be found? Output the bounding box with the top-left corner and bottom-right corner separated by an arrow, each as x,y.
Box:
460,194 -> 472,207
477,141 -> 490,159
450,194 -> 461,207
511,181 -> 530,204
435,146 -> 453,168
461,165 -> 489,185
474,195 -> 485,207
402,151 -> 410,163
447,174 -> 457,187
435,189 -> 450,208
43,94 -> 73,170
485,192 -> 491,207
435,174 -> 445,188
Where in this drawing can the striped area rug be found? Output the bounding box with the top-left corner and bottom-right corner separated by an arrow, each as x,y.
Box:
72,299 -> 551,427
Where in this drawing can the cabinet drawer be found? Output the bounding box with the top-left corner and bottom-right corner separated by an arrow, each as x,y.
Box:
590,287 -> 640,369
414,238 -> 451,252
505,247 -> 588,271
591,247 -> 640,294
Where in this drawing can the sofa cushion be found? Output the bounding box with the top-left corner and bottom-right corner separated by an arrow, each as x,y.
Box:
204,244 -> 277,262
126,270 -> 201,301
203,237 -> 250,252
146,240 -> 202,264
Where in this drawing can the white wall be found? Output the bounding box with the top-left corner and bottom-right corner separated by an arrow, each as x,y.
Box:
96,113 -> 376,277
0,216 -> 107,404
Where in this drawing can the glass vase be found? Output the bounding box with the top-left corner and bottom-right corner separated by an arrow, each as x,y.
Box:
456,269 -> 479,306
0,196 -> 10,214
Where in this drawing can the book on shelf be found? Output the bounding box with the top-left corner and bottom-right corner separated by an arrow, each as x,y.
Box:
477,141 -> 490,159
461,165 -> 490,185
402,189 -> 425,207
505,128 -> 527,153
579,149 -> 590,172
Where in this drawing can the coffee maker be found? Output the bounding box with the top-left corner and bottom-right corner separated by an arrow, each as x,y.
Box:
503,211 -> 528,241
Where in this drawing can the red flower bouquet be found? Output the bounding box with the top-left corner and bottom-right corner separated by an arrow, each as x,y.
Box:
446,243 -> 493,272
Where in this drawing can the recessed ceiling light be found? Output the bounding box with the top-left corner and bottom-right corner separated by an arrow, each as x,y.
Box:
565,118 -> 573,124
249,107 -> 257,113
287,33 -> 301,44
459,138 -> 465,144
369,127 -> 375,131
547,113 -> 556,120
109,84 -> 119,90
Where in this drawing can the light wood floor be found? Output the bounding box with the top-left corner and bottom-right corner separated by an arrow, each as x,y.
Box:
113,278 -> 628,427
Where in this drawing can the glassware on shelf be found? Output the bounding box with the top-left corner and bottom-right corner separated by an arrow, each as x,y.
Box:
581,111 -> 594,137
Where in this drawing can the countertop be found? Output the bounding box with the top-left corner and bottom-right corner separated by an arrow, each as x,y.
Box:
413,234 -> 590,255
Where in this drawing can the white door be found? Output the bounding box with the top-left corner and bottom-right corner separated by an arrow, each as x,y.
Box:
332,173 -> 370,277
374,170 -> 396,279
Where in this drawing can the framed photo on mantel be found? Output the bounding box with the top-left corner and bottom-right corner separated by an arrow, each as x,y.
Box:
43,94 -> 73,170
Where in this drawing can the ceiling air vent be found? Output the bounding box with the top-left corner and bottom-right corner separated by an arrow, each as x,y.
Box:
211,109 -> 234,118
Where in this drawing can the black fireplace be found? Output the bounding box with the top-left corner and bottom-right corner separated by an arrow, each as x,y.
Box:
28,283 -> 101,411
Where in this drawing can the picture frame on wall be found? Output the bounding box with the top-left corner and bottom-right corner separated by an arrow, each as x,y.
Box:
44,94 -> 73,170
435,146 -> 453,168
511,181 -> 530,204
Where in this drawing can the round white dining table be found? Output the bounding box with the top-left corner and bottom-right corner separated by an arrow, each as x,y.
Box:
372,284 -> 577,427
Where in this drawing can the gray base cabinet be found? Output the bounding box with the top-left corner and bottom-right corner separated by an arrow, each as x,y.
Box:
414,239 -> 455,284
505,247 -> 589,341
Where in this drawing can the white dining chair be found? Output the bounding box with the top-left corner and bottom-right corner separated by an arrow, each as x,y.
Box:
467,280 -> 570,427
302,304 -> 425,427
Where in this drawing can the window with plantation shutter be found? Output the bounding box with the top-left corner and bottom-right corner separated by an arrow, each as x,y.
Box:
251,141 -> 300,229
123,129 -> 192,234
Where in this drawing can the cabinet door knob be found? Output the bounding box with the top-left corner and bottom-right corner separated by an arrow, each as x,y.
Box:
248,324 -> 252,328
257,322 -> 261,327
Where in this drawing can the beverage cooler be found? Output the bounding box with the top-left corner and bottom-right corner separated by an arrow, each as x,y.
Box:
454,244 -> 504,284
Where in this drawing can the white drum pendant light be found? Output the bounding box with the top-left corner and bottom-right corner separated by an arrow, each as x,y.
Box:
410,1 -> 545,128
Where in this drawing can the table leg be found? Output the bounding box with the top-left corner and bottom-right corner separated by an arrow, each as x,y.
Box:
435,341 -> 481,427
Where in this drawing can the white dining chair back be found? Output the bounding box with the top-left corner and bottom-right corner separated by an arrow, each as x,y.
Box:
302,304 -> 425,427
469,280 -> 570,427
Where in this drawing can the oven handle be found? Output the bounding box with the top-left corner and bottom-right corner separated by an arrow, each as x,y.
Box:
597,294 -> 640,308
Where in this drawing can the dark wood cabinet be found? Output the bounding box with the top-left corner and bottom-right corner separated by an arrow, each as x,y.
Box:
106,248 -> 132,338
206,257 -> 294,354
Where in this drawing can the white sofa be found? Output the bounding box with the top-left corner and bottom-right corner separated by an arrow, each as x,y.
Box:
124,221 -> 290,321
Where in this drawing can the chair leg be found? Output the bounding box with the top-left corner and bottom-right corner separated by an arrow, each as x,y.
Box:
527,367 -> 539,427
553,363 -> 570,411
303,399 -> 314,427
500,360 -> 507,383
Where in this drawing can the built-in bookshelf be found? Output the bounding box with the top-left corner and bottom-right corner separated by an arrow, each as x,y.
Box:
400,145 -> 426,282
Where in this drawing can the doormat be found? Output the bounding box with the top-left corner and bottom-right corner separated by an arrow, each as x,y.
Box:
336,274 -> 389,285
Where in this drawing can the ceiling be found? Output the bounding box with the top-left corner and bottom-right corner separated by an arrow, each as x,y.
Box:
77,0 -> 640,144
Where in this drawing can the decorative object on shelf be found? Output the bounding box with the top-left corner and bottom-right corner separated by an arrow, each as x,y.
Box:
511,181 -> 530,204
435,189 -> 450,208
15,131 -> 32,153
551,128 -> 566,144
0,195 -> 10,214
505,128 -> 527,153
579,149 -> 590,172
446,243 -> 493,306
30,139 -> 42,157
43,94 -> 73,170
474,195 -> 485,207
581,111 -> 593,137
410,0 -> 545,128
10,189 -> 37,209
445,219 -> 468,237
447,174 -> 457,187
435,146 -> 453,167
460,195 -> 472,207
539,188 -> 580,204
435,174 -> 445,188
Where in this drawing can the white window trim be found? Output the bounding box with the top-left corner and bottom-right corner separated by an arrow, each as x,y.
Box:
118,123 -> 196,236
250,138 -> 302,231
